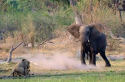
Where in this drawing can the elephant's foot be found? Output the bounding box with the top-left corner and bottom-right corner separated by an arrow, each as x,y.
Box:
81,62 -> 86,65
81,61 -> 86,65
89,62 -> 95,66
89,61 -> 93,65
89,61 -> 96,66
81,59 -> 86,65
105,63 -> 111,67
91,61 -> 96,66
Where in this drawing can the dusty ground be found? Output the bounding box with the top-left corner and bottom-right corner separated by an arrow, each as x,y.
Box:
0,31 -> 125,77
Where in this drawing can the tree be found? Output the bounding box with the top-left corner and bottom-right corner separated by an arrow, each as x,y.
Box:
7,42 -> 24,63
69,0 -> 83,25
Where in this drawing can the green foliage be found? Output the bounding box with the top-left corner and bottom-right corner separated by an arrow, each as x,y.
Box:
0,0 -> 124,47
1,72 -> 125,82
0,0 -> 74,45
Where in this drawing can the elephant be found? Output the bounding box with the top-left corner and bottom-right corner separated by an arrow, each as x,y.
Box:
11,59 -> 30,77
67,23 -> 111,67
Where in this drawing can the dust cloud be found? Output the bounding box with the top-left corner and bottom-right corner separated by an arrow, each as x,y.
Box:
29,52 -> 101,70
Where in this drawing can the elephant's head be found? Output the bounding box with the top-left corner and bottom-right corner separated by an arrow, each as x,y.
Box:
67,23 -> 105,43
80,24 -> 104,43
79,25 -> 91,43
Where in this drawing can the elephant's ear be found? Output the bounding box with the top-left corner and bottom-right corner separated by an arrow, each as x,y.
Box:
67,24 -> 81,38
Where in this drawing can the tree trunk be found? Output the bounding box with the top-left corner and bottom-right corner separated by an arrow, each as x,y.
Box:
7,42 -> 23,63
89,0 -> 93,22
7,46 -> 13,63
31,37 -> 35,48
69,0 -> 83,25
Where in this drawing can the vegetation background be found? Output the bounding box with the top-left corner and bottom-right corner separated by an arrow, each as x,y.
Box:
0,0 -> 125,47
0,0 -> 125,81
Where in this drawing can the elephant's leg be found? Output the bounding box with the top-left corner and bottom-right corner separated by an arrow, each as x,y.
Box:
81,52 -> 86,64
92,53 -> 96,65
100,51 -> 111,67
90,43 -> 97,66
81,45 -> 86,64
89,52 -> 93,65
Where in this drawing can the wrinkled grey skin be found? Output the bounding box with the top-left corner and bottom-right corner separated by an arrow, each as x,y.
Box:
79,25 -> 111,67
12,59 -> 30,77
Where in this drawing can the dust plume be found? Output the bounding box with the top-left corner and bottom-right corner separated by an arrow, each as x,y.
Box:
29,52 -> 101,70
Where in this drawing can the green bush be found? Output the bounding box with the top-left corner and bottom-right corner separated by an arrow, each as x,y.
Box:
0,0 -> 124,48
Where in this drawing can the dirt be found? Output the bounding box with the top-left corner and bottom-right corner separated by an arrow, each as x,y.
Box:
0,33 -> 125,76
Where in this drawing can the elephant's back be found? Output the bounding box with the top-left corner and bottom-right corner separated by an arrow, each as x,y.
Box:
96,33 -> 107,50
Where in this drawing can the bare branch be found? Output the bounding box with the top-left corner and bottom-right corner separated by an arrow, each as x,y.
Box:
39,39 -> 49,46
7,42 -> 24,63
13,42 -> 24,50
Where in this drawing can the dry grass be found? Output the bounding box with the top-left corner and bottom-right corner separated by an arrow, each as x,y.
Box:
0,29 -> 125,59
0,30 -> 124,77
